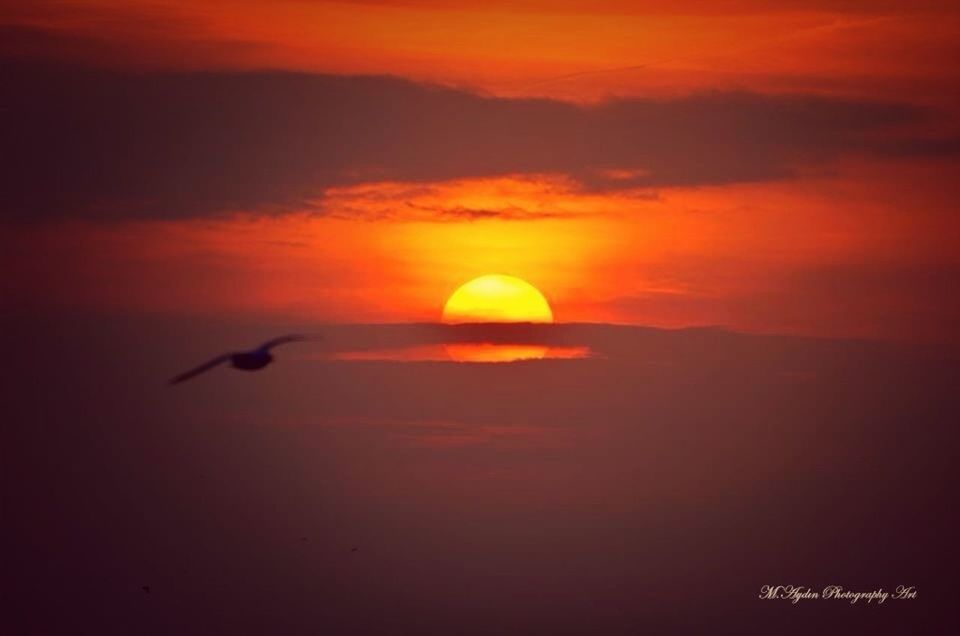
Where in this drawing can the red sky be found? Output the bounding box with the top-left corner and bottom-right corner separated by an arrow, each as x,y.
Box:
6,9 -> 960,629
2,0 -> 959,342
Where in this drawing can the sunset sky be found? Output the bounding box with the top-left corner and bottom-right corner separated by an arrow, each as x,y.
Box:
7,4 -> 960,634
3,0 -> 959,341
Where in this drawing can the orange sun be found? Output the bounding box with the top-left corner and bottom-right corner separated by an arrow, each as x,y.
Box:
441,274 -> 554,324
441,274 -> 554,362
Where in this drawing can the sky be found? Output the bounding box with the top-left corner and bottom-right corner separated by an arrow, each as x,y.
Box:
2,0 -> 959,341
4,4 -> 960,634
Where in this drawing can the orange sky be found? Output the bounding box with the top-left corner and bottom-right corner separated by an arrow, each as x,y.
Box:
5,0 -> 959,105
7,156 -> 958,341
2,0 -> 959,342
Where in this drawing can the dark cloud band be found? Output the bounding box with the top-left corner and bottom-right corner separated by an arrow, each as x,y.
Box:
0,60 -> 947,221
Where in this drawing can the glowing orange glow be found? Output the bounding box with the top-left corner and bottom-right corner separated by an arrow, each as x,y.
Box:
444,344 -> 589,363
442,274 -> 554,324
5,160 -> 960,343
445,344 -> 547,363
325,344 -> 589,363
8,1 -> 958,106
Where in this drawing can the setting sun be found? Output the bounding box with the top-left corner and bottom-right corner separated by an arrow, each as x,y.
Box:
441,274 -> 554,324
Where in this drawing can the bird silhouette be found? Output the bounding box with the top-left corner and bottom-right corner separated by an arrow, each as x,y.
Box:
169,335 -> 310,384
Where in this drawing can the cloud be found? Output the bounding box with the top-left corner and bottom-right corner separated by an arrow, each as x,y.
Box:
606,262 -> 960,343
208,1 -> 960,15
401,203 -> 571,222
1,53 -> 951,221
0,17 -> 271,71
314,175 -> 608,222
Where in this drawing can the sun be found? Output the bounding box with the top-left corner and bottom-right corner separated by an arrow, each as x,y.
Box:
442,274 -> 554,323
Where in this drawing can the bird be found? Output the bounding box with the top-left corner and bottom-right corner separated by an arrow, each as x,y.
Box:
168,335 -> 309,384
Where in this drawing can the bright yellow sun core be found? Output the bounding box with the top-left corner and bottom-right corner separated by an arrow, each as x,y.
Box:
442,274 -> 554,323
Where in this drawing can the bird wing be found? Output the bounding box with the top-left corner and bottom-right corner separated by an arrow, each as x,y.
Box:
255,334 -> 309,351
168,354 -> 232,384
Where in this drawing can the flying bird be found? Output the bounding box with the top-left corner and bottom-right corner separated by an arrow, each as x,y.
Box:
169,335 -> 309,384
